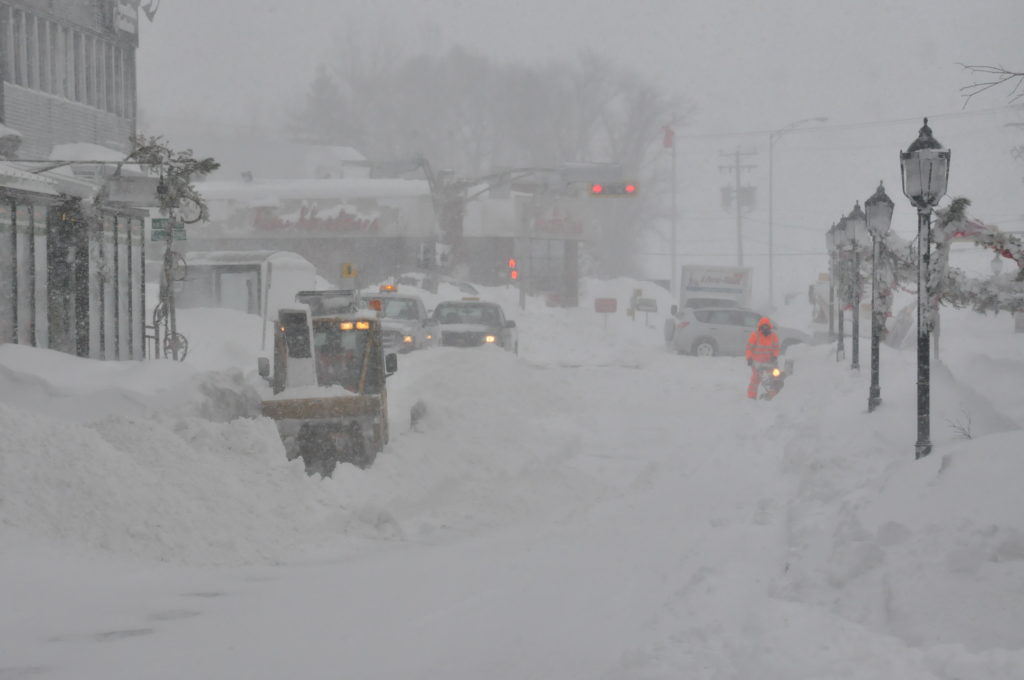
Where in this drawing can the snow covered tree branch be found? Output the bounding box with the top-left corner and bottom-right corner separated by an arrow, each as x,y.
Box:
959,63 -> 1024,106
124,135 -> 220,221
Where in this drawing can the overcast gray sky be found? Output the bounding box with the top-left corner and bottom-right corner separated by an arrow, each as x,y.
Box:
137,0 -> 1024,291
139,0 -> 1021,131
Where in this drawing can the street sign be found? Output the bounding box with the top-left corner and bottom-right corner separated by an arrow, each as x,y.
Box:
635,298 -> 658,313
340,263 -> 358,278
594,298 -> 617,314
151,218 -> 185,241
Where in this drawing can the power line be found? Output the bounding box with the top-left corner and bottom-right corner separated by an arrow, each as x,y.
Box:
678,105 -> 1019,141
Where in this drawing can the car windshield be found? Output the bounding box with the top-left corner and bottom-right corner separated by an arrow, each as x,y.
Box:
375,298 -> 419,320
436,304 -> 500,325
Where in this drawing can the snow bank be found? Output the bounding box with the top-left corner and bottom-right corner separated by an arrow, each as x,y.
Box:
0,405 -> 344,566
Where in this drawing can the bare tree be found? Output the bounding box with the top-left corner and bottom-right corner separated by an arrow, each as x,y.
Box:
959,63 -> 1024,106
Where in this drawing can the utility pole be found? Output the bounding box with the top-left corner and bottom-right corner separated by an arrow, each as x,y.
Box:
663,124 -> 678,298
719,147 -> 757,266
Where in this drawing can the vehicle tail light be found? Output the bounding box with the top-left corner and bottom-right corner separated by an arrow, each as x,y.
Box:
676,321 -> 690,329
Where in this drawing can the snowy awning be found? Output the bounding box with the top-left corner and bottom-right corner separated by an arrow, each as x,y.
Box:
197,178 -> 431,203
0,162 -> 60,196
0,123 -> 22,139
184,250 -> 316,270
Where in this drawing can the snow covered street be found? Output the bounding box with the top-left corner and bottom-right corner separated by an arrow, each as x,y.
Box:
1,280 -> 1023,679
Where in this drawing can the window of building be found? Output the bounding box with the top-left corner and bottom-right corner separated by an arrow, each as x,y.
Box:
58,25 -> 70,99
74,30 -> 84,103
25,12 -> 37,89
113,46 -> 123,116
37,17 -> 49,93
84,34 -> 94,107
5,8 -> 21,86
49,21 -> 60,97
105,41 -> 114,113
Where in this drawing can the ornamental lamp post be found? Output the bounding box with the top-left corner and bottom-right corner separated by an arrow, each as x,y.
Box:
865,182 -> 894,413
832,216 -> 850,361
844,201 -> 870,370
825,223 -> 836,339
900,118 -> 950,460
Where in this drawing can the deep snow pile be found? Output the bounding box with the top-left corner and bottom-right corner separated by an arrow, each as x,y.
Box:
1,276 -> 1022,678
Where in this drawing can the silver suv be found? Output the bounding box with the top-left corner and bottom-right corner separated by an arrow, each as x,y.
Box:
666,306 -> 811,357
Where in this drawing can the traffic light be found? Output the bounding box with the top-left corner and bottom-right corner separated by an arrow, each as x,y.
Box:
590,182 -> 637,196
507,257 -> 518,281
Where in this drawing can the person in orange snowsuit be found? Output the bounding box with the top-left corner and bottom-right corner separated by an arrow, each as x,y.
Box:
745,316 -> 781,399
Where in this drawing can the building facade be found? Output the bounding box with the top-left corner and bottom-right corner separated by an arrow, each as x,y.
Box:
1,1 -> 147,360
0,0 -> 138,159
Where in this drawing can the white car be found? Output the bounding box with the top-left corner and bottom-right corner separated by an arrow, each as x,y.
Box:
361,291 -> 439,353
666,306 -> 812,357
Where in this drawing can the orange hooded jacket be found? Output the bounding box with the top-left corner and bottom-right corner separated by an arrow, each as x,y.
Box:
745,317 -> 780,364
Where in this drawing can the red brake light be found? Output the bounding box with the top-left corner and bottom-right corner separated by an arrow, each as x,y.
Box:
625,184 -> 636,193
369,299 -> 382,311
676,321 -> 689,328
591,183 -> 603,194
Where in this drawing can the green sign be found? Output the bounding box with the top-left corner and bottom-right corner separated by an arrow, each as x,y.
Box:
151,218 -> 186,241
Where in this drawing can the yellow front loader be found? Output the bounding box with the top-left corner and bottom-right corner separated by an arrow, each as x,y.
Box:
258,291 -> 397,477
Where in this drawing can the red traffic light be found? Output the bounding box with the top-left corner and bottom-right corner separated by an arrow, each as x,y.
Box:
510,270 -> 519,281
508,257 -> 517,269
589,182 -> 637,196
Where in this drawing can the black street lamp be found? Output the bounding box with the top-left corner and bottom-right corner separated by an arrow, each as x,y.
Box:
832,216 -> 850,361
844,202 -> 870,370
825,223 -> 836,340
865,182 -> 894,412
900,118 -> 951,460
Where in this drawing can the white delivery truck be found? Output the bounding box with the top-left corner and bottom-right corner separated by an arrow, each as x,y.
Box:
677,265 -> 753,309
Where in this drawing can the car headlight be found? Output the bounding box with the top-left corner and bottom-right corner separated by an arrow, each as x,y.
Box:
403,335 -> 414,344
484,335 -> 496,343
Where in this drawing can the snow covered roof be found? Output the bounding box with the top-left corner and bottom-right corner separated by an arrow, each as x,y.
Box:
0,162 -> 59,196
0,123 -> 22,139
49,142 -> 128,162
197,178 -> 431,202
314,146 -> 367,162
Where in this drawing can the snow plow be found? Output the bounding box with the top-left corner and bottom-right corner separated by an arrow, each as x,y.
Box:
258,290 -> 398,477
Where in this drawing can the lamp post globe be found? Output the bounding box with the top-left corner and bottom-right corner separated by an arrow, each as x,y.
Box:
900,118 -> 950,460
865,182 -> 894,413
